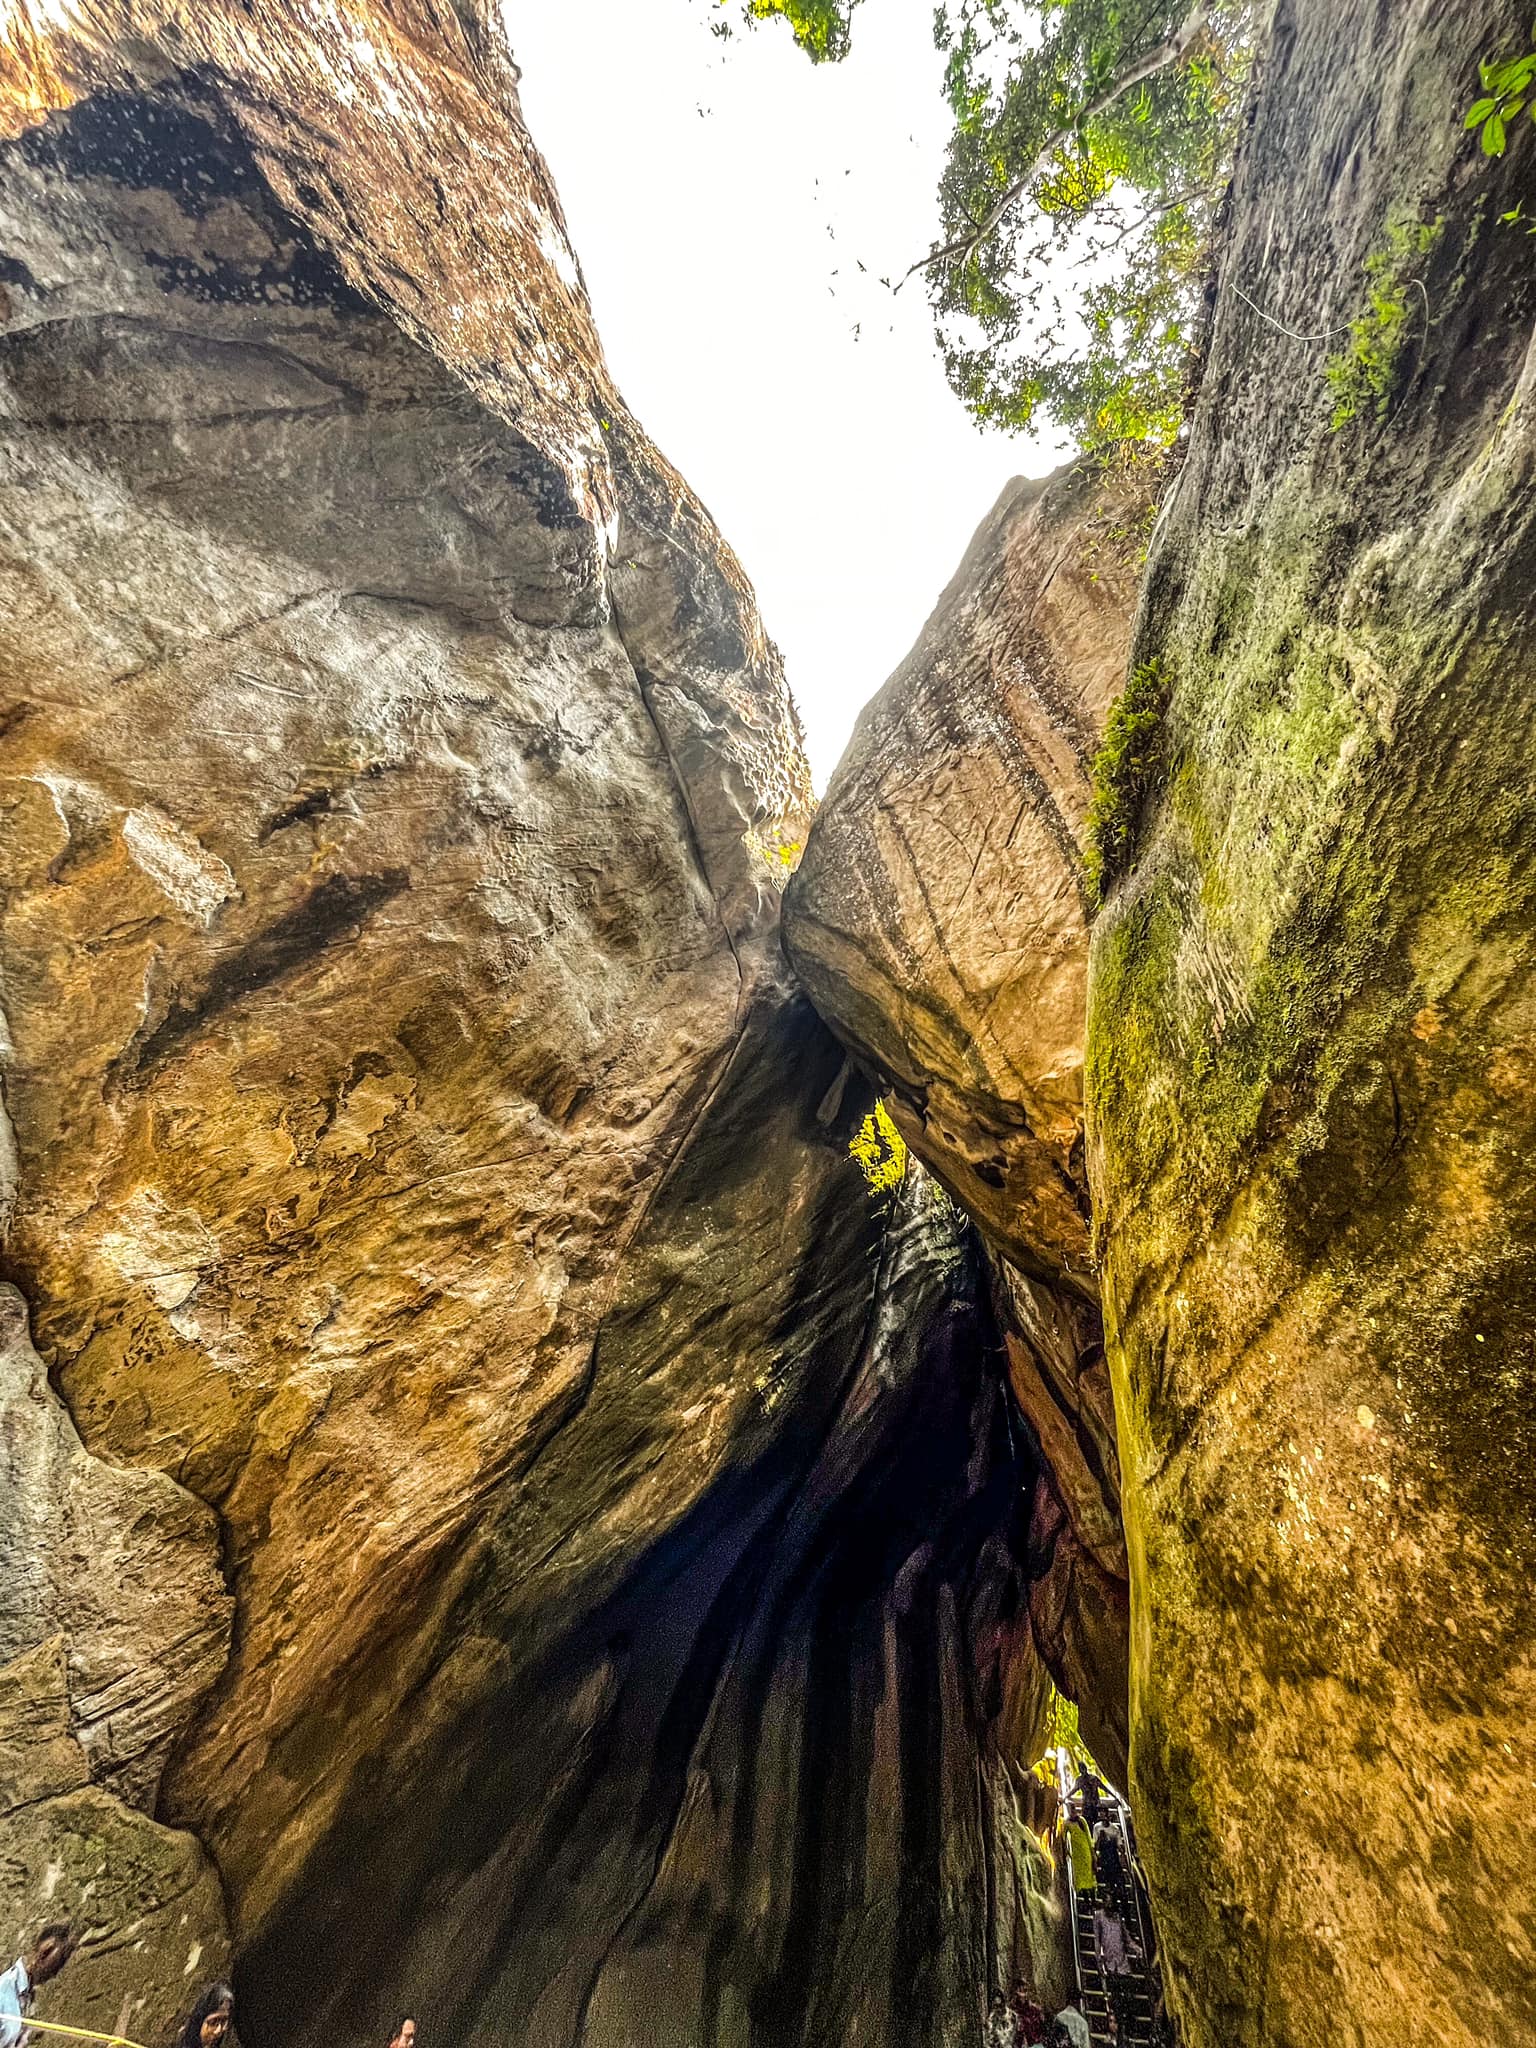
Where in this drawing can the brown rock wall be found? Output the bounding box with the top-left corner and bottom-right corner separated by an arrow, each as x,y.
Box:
0,1289 -> 231,2031
783,461 -> 1142,1778
1088,3 -> 1536,2042
784,459 -> 1145,1297
0,9 -> 1069,2045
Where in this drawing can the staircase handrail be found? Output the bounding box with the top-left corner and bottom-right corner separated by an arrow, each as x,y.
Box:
14,2017 -> 148,2048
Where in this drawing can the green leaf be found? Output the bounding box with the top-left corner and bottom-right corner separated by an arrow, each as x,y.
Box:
1484,113 -> 1507,154
1467,96 -> 1497,126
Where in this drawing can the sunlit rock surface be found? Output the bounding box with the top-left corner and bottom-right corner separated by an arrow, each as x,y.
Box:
1088,2 -> 1536,2043
784,460 -> 1144,1297
0,6 -> 1073,2044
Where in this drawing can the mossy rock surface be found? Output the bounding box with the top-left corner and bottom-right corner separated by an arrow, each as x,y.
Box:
1087,3 -> 1536,2044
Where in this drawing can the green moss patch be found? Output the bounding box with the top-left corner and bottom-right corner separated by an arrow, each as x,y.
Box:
1325,210 -> 1442,429
1085,657 -> 1172,907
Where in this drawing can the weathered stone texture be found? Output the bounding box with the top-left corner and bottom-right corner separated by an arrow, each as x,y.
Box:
0,0 -> 810,1975
0,8 -> 1069,2046
1088,3 -> 1536,2044
233,1120 -> 1060,2048
0,1289 -> 230,2035
783,461 -> 1139,1782
784,459 -> 1144,1296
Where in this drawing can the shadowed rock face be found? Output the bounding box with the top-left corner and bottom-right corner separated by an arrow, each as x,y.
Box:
0,7 -> 1073,2043
997,1263 -> 1129,1787
784,460 -> 1145,1299
240,1151 -> 1057,2048
1088,2 -> 1536,2044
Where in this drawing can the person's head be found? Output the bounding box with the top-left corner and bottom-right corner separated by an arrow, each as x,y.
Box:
1012,1997 -> 1046,2044
178,1982 -> 234,2048
388,2017 -> 416,2048
29,1925 -> 75,1985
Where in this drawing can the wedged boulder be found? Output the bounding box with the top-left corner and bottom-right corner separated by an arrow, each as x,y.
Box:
782,459 -> 1139,1775
1088,3 -> 1536,2043
783,459 -> 1145,1297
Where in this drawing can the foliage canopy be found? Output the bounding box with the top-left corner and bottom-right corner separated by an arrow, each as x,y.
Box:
849,1099 -> 909,1195
1465,29 -> 1536,157
731,0 -> 1256,454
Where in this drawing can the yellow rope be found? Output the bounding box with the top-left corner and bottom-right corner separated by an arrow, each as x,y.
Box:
13,2019 -> 147,2048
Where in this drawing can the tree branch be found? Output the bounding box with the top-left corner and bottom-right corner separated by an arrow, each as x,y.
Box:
1074,181 -> 1222,264
903,4 -> 1210,286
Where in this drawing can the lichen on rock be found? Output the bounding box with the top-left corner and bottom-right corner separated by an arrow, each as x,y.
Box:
1087,2 -> 1536,2042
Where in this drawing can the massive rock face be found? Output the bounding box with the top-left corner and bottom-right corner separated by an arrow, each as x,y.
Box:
1087,2 -> 1536,2043
0,7 -> 1072,2045
785,460 -> 1144,1296
0,1286 -> 230,2039
242,1160 -> 1060,2048
785,463 -> 1140,1781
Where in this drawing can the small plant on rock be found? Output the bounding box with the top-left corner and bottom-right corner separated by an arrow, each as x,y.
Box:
1465,31 -> 1536,157
1085,658 -> 1171,907
1324,211 -> 1441,429
849,1099 -> 907,1196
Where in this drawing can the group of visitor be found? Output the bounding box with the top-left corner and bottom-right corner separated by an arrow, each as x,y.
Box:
981,1762 -> 1176,2048
11,1805 -> 1167,2048
986,1988 -> 1097,2048
1064,1769 -> 1147,2039
984,1988 -> 1049,2045
0,1927 -> 417,2048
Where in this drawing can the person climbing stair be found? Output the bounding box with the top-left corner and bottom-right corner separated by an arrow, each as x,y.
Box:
1065,1810 -> 1096,1899
1063,1790 -> 1169,2046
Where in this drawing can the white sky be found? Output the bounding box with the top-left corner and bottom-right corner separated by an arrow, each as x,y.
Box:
507,0 -> 1066,787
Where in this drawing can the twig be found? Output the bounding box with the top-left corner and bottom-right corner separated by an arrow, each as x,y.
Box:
1074,181 -> 1222,264
902,3 -> 1210,287
1384,276 -> 1433,423
1229,282 -> 1353,344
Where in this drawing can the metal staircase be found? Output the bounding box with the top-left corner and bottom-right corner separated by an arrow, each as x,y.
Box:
1066,1799 -> 1163,2047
